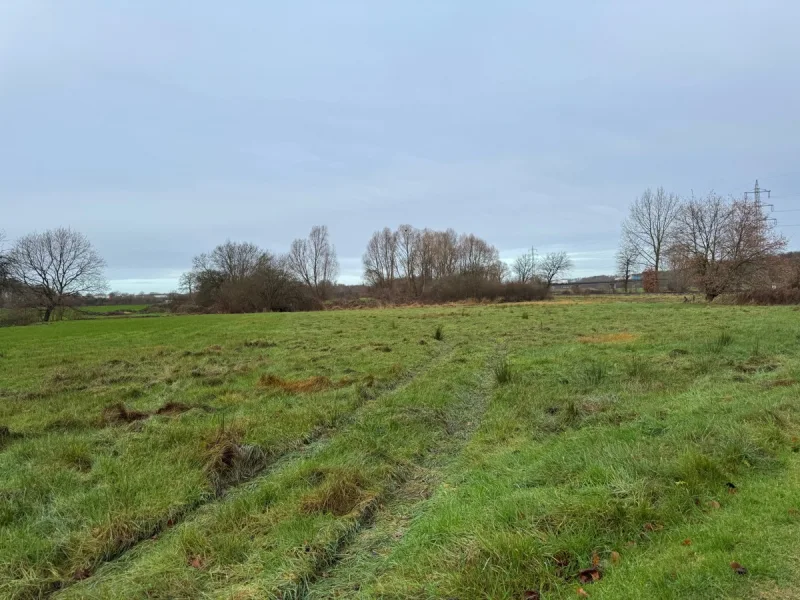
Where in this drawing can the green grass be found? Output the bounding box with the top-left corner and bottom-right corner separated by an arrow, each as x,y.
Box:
0,298 -> 798,599
78,304 -> 149,313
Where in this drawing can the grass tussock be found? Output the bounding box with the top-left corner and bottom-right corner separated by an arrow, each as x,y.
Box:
578,362 -> 607,387
203,425 -> 267,493
433,325 -> 444,341
709,330 -> 734,351
300,469 -> 369,517
493,356 -> 513,385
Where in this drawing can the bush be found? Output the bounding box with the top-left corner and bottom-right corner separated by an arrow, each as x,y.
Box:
0,308 -> 40,327
421,277 -> 549,304
734,288 -> 800,305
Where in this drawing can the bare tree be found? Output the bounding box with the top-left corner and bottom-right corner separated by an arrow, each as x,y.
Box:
286,225 -> 339,300
512,247 -> 537,283
208,240 -> 268,281
622,187 -> 680,291
8,228 -> 107,321
615,243 -> 639,293
428,228 -> 459,279
363,227 -> 398,289
178,271 -> 197,295
0,231 -> 9,290
537,251 -> 573,288
670,192 -> 786,300
457,233 -> 501,278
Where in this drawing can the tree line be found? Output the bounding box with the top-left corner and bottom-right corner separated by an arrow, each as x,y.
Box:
617,187 -> 788,299
363,225 -> 571,301
0,223 -> 571,322
5,185 -> 792,324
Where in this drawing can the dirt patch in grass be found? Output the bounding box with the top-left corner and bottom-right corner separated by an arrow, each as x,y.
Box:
103,401 -> 210,424
301,470 -> 369,516
242,339 -> 277,348
765,378 -> 796,388
155,402 -> 195,416
0,425 -> 24,450
578,332 -> 637,344
102,402 -> 150,424
736,357 -> 779,373
258,374 -> 354,394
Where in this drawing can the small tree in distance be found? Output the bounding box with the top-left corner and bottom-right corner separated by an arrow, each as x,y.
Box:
512,247 -> 537,283
622,187 -> 680,292
669,192 -> 786,300
8,227 -> 107,321
537,251 -> 573,288
616,243 -> 639,293
0,231 -> 9,291
286,225 -> 339,300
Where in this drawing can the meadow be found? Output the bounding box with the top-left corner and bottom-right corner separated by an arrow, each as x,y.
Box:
77,305 -> 150,314
0,298 -> 798,599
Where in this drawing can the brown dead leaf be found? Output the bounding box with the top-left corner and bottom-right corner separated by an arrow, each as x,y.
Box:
189,556 -> 204,569
682,538 -> 692,546
523,591 -> 541,600
708,500 -> 721,509
578,567 -> 602,583
591,552 -> 600,567
610,551 -> 621,564
730,561 -> 748,575
577,588 -> 589,597
789,508 -> 799,516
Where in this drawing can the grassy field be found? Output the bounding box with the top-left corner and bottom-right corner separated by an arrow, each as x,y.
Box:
0,298 -> 798,599
78,305 -> 150,314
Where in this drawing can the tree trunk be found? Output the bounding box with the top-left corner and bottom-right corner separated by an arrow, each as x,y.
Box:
43,306 -> 53,322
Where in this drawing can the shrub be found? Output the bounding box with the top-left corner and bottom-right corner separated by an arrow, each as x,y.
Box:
734,288 -> 800,305
0,309 -> 40,327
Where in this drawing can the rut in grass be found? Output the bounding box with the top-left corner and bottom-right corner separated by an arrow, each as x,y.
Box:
272,352 -> 499,600
43,343 -> 457,599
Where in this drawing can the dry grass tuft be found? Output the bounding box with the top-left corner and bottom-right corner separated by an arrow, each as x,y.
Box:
258,374 -> 351,394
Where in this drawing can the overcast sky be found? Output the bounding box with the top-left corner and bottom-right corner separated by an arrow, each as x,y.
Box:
2,1 -> 800,291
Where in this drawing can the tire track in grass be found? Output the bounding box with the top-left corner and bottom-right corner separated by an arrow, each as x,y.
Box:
269,348 -> 498,600
50,343 -> 457,599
